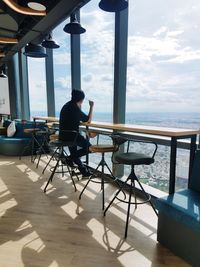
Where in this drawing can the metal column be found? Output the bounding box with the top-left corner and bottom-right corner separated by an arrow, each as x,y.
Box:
45,48 -> 56,117
70,11 -> 81,90
7,54 -> 21,119
113,8 -> 128,124
113,8 -> 129,176
18,48 -> 30,120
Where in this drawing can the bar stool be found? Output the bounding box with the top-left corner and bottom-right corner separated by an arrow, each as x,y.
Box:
42,132 -> 64,174
34,126 -> 56,168
79,132 -> 119,210
19,128 -> 41,162
43,131 -> 79,193
104,136 -> 158,238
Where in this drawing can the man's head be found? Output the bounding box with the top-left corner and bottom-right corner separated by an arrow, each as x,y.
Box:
71,89 -> 85,106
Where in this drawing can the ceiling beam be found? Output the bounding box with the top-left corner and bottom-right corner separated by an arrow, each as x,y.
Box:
0,26 -> 18,34
2,0 -> 46,16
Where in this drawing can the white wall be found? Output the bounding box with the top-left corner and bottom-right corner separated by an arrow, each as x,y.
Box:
0,78 -> 10,115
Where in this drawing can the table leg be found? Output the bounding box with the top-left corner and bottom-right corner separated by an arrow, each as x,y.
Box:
188,135 -> 197,185
85,125 -> 89,165
169,137 -> 177,194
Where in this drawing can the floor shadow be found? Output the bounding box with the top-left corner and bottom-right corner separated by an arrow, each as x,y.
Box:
0,156 -> 128,267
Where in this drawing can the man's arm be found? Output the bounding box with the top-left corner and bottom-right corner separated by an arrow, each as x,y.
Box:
87,100 -> 94,123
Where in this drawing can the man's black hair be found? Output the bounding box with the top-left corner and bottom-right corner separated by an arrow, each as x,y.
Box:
71,89 -> 85,102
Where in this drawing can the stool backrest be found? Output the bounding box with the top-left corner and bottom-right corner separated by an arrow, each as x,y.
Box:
110,134 -> 158,164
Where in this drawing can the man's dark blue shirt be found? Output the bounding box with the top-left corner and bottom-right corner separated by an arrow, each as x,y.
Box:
59,100 -> 89,140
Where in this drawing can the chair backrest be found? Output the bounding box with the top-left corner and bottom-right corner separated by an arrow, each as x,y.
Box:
110,134 -> 127,146
189,149 -> 200,192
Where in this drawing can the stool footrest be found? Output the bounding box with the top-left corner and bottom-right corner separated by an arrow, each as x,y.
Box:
116,194 -> 151,205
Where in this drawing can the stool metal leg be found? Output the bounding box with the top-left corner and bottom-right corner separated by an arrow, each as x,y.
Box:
79,156 -> 103,199
104,176 -> 129,216
44,146 -> 78,193
101,154 -> 105,210
134,175 -> 158,216
79,175 -> 93,199
19,134 -> 35,161
35,135 -> 49,168
44,157 -> 60,193
31,134 -> 42,163
133,179 -> 137,210
103,159 -> 126,200
125,179 -> 133,238
19,139 -> 32,160
43,157 -> 77,193
79,152 -> 126,210
104,166 -> 158,238
42,147 -> 59,174
79,153 -> 107,210
66,164 -> 77,192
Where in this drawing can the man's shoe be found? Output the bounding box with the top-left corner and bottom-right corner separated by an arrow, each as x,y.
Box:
78,166 -> 92,178
61,156 -> 74,168
82,170 -> 93,178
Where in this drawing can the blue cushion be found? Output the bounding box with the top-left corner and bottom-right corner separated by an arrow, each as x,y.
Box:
14,121 -> 45,138
0,136 -> 31,144
14,121 -> 34,138
155,189 -> 200,232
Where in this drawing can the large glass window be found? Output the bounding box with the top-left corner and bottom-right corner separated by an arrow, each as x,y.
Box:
27,58 -> 47,118
53,20 -> 71,117
127,0 -> 200,125
81,0 -> 115,122
126,1 -> 200,192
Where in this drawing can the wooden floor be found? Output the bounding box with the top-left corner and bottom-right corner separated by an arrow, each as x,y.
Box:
0,155 -> 191,267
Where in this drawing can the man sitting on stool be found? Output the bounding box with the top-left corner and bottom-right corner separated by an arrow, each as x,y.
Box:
59,89 -> 94,177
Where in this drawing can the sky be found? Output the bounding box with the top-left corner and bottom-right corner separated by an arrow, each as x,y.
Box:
28,0 -> 200,115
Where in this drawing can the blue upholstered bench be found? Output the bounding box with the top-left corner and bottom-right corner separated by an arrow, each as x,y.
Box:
155,149 -> 200,267
0,120 -> 45,156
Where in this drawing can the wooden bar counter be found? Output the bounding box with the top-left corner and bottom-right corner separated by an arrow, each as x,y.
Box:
33,116 -> 200,194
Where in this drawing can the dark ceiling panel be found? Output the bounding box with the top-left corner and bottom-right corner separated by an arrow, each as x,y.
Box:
0,13 -> 18,37
0,0 -> 90,66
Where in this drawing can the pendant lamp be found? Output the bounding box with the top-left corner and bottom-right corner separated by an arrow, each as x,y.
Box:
27,0 -> 46,11
24,43 -> 47,58
18,0 -> 46,11
2,0 -> 46,15
42,33 -> 60,49
99,0 -> 128,12
63,13 -> 86,34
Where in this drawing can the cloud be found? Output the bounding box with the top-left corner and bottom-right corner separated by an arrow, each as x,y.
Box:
55,76 -> 71,89
124,0 -> 200,112
28,0 -> 200,114
53,51 -> 71,65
